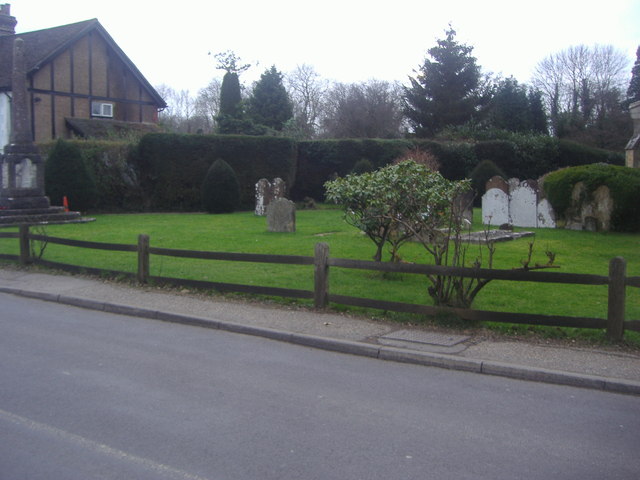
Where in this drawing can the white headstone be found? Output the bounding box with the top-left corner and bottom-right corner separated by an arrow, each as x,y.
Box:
510,181 -> 538,227
482,188 -> 510,226
536,198 -> 556,228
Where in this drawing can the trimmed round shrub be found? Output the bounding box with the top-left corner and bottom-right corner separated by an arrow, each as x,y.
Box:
201,158 -> 241,214
44,139 -> 96,211
469,159 -> 506,202
351,158 -> 374,175
543,164 -> 640,232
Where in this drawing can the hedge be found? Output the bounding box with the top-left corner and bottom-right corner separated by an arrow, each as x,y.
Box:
40,139 -> 140,212
133,133 -> 297,211
37,133 -> 626,212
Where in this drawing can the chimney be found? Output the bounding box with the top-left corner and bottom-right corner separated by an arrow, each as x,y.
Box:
0,4 -> 17,36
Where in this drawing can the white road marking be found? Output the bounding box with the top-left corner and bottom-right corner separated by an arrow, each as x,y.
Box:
0,408 -> 213,480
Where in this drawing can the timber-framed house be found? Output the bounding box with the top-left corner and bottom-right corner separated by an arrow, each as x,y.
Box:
0,4 -> 166,151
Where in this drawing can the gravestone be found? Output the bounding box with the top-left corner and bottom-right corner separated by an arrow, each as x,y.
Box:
266,198 -> 296,232
255,177 -> 286,216
510,180 -> 538,227
254,178 -> 272,216
453,190 -> 475,224
481,176 -> 556,228
481,176 -> 510,225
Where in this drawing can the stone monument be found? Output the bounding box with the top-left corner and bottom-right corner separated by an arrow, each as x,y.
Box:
0,38 -> 82,225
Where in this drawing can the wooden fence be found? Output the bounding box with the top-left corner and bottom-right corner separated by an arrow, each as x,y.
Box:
1,226 -> 639,341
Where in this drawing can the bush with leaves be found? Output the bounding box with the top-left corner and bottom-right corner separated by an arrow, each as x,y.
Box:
325,160 -> 465,263
201,159 -> 241,214
326,160 -> 555,308
44,139 -> 96,211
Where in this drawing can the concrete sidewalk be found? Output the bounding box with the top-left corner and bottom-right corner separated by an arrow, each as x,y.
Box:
1,266 -> 639,395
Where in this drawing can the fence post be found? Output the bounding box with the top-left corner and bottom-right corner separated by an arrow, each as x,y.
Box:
314,242 -> 329,309
607,256 -> 626,342
137,234 -> 150,284
19,225 -> 31,265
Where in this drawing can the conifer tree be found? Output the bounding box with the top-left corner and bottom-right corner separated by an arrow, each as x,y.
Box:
247,66 -> 293,131
627,46 -> 640,105
201,159 -> 240,213
403,27 -> 485,137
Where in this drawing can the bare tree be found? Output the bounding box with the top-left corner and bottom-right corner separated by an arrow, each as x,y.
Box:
532,44 -> 630,139
320,79 -> 405,138
194,78 -> 222,133
157,84 -> 212,134
285,64 -> 327,138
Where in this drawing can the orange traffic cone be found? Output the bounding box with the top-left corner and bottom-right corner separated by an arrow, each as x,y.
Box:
63,195 -> 69,212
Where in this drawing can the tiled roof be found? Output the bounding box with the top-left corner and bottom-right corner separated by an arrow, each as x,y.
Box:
0,19 -> 166,108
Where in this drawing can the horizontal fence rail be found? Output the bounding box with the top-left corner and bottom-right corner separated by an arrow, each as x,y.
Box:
1,228 -> 638,341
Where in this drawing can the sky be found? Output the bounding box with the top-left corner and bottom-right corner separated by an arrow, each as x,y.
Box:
8,0 -> 640,95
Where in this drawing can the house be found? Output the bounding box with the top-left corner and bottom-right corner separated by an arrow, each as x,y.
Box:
0,4 -> 166,152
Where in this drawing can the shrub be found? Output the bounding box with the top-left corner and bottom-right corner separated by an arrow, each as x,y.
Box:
543,164 -> 640,232
469,159 -> 506,200
44,139 -> 97,211
201,159 -> 241,213
351,158 -> 375,174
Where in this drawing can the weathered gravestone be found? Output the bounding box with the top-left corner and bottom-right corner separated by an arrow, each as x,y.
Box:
266,198 -> 296,232
255,177 -> 286,216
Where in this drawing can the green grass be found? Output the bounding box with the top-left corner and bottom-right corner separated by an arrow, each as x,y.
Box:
1,207 -> 639,345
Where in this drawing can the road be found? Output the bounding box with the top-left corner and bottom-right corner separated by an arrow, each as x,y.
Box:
1,292 -> 639,480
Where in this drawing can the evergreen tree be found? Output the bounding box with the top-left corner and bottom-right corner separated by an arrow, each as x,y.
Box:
403,27 -> 484,137
219,72 -> 243,118
248,66 -> 293,131
528,88 -> 549,134
626,46 -> 640,105
485,77 -> 531,133
44,139 -> 96,211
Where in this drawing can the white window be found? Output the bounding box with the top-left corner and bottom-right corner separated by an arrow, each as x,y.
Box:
91,102 -> 114,118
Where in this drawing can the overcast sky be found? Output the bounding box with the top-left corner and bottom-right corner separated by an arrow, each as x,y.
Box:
9,0 -> 640,94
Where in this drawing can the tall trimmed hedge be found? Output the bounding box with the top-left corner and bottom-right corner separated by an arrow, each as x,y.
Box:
44,139 -> 97,211
41,139 -> 141,212
38,133 -> 626,212
290,139 -> 412,201
133,133 -> 297,211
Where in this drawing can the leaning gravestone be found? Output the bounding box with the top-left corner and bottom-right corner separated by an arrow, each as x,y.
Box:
266,198 -> 296,232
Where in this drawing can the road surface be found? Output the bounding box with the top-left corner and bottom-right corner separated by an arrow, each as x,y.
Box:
1,293 -> 639,479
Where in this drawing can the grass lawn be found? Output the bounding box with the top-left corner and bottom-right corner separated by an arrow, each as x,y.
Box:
1,207 -> 639,345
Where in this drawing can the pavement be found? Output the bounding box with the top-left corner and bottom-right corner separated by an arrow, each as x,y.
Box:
1,265 -> 640,395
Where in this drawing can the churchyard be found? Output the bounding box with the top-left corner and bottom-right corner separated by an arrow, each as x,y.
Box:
1,206 -> 638,346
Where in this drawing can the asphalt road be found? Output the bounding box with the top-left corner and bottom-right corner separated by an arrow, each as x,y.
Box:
1,293 -> 639,480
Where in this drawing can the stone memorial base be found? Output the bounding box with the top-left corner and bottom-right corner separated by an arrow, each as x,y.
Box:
0,206 -> 91,227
